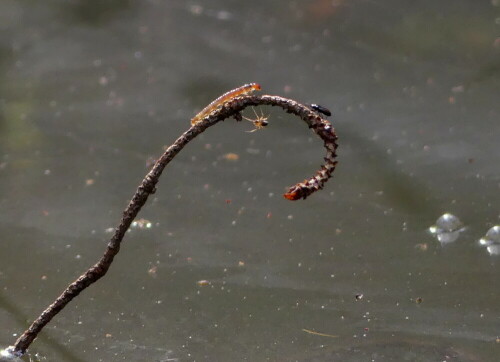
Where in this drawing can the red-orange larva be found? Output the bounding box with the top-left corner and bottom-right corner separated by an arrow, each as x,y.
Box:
191,83 -> 261,126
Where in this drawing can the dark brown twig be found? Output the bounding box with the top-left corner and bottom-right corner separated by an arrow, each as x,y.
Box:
5,94 -> 338,356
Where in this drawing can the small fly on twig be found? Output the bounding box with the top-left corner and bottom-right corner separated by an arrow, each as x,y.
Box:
309,103 -> 332,117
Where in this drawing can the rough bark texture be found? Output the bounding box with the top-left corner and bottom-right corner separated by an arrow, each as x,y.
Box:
7,94 -> 338,356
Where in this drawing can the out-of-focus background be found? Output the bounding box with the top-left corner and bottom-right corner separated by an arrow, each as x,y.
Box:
0,1 -> 499,361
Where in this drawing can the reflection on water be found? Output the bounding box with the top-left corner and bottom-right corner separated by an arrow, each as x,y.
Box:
1,0 -> 499,361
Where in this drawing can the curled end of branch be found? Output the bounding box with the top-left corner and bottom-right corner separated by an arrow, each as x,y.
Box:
283,185 -> 308,201
220,95 -> 339,201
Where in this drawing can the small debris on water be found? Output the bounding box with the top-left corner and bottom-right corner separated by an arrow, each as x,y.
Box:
148,266 -> 158,278
131,218 -> 153,229
222,153 -> 239,161
302,328 -> 338,338
415,243 -> 428,251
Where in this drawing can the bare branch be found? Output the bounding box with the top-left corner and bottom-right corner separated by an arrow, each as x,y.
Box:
5,93 -> 338,356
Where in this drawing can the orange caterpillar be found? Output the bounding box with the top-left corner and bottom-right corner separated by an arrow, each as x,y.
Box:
191,83 -> 261,126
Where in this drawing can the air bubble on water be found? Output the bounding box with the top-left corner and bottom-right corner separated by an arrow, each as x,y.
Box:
429,213 -> 465,245
479,226 -> 500,246
479,226 -> 500,256
434,213 -> 463,232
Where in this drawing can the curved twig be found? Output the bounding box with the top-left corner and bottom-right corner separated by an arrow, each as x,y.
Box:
6,94 -> 338,356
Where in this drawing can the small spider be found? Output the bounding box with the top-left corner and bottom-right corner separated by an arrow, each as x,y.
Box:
243,107 -> 269,133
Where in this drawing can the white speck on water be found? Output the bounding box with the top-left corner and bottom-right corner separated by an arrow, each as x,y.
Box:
246,148 -> 260,155
188,4 -> 203,15
215,10 -> 232,20
98,76 -> 108,86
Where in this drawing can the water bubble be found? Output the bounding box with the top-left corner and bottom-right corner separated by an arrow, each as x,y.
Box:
435,213 -> 463,231
479,226 -> 500,246
429,213 -> 465,245
478,226 -> 500,256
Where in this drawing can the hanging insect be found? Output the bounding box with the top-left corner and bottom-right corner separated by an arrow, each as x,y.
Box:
243,107 -> 269,133
191,83 -> 262,126
309,103 -> 332,117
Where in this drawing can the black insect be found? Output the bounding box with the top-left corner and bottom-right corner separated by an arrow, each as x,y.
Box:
310,103 -> 332,117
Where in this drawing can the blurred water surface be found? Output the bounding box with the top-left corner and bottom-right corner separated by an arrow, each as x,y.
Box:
0,0 -> 499,361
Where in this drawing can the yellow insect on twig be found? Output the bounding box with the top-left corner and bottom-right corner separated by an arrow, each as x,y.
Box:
191,83 -> 261,126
